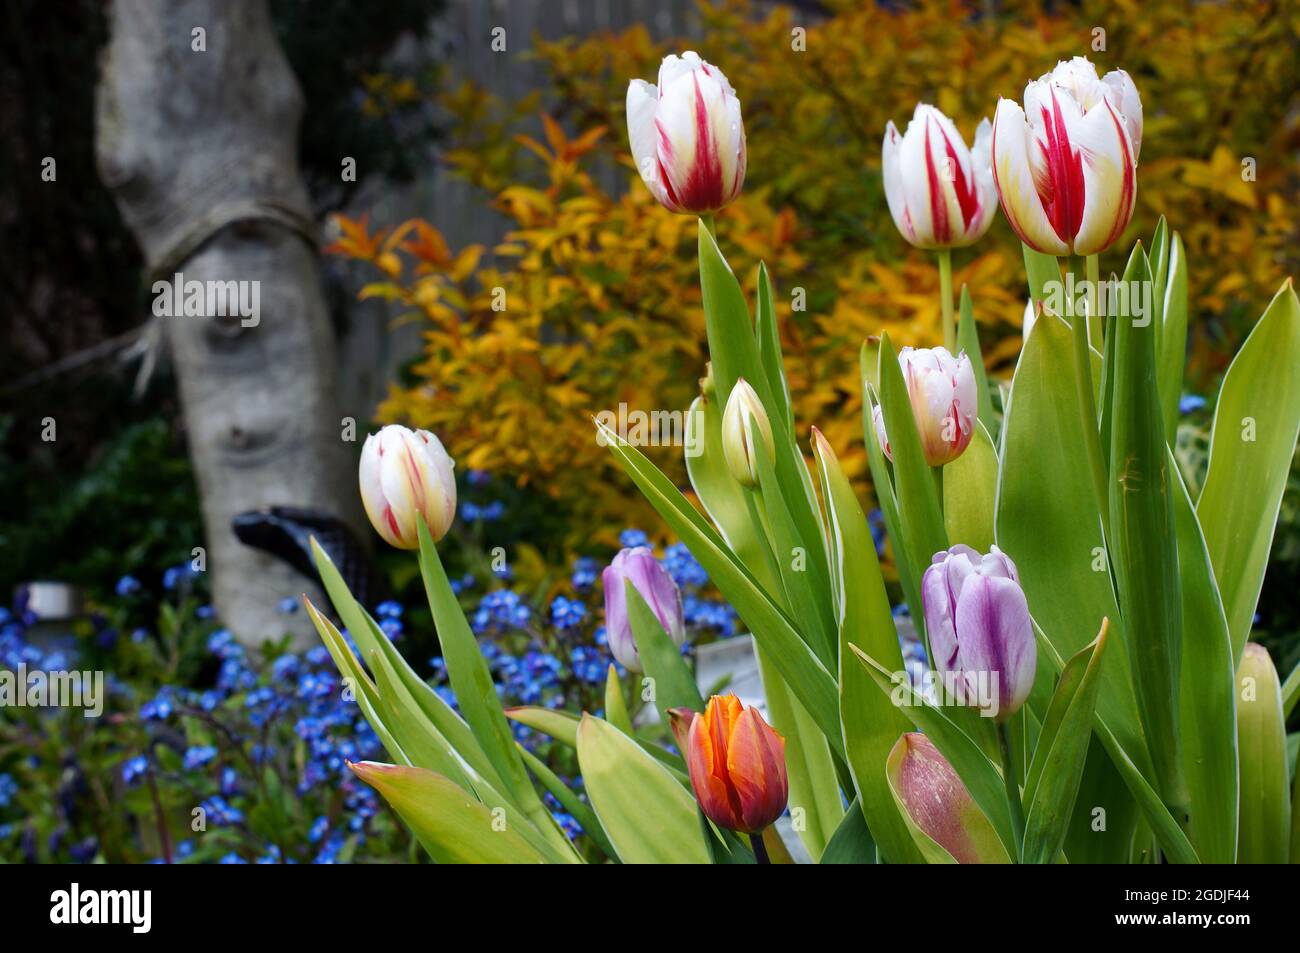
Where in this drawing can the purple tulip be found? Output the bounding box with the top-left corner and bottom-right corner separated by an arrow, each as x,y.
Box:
602,547 -> 686,672
922,544 -> 1035,721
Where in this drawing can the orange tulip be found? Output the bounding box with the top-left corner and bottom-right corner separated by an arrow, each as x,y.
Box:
684,695 -> 788,834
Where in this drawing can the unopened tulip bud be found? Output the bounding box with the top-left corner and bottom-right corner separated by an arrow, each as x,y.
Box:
887,732 -> 1009,863
626,51 -> 746,214
922,545 -> 1036,721
359,425 -> 457,549
992,56 -> 1140,257
686,695 -> 787,834
721,378 -> 774,487
873,347 -> 977,467
601,547 -> 685,672
882,104 -> 997,250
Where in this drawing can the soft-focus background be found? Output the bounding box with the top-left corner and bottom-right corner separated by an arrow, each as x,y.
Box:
1,0 -> 1297,862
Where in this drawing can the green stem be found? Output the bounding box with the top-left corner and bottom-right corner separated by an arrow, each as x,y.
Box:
1069,258 -> 1112,549
700,213 -> 716,238
937,248 -> 955,353
997,722 -> 1025,859
750,830 -> 771,864
1085,254 -> 1101,351
932,465 -> 944,517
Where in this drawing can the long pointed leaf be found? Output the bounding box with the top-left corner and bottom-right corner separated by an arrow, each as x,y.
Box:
1197,279 -> 1300,662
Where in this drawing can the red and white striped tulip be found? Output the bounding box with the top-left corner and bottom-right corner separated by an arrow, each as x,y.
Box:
626,51 -> 746,214
359,425 -> 457,549
991,57 -> 1141,257
882,104 -> 997,249
872,346 -> 978,467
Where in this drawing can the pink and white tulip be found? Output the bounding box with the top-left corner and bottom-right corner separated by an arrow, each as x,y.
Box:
872,346 -> 978,467
991,57 -> 1141,257
359,425 -> 457,549
626,51 -> 746,214
882,104 -> 997,249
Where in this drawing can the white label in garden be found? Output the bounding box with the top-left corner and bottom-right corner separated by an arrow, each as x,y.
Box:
152,271 -> 260,327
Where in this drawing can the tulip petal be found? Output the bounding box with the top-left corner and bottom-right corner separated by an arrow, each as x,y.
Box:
727,706 -> 788,832
359,433 -> 403,548
922,556 -> 960,671
656,65 -> 728,212
626,78 -> 665,202
992,98 -> 1069,255
968,117 -> 997,241
882,120 -> 915,244
687,706 -> 744,830
1070,97 -> 1136,257
953,574 -> 1036,719
1101,68 -> 1143,159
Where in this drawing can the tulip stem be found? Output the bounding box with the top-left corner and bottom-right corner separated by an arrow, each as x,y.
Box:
937,248 -> 955,353
1069,260 -> 1112,550
997,722 -> 1025,859
1085,254 -> 1102,351
750,831 -> 771,865
700,213 -> 716,239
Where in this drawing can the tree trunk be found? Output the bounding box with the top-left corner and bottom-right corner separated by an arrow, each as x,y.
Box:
95,0 -> 359,644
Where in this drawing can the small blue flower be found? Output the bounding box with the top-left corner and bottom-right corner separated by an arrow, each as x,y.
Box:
183,745 -> 218,771
375,600 -> 403,619
114,575 -> 142,598
549,595 -> 586,630
277,596 -> 300,615
121,756 -> 150,786
0,773 -> 17,807
1179,393 -> 1207,415
201,795 -> 244,826
140,690 -> 175,721
571,557 -> 600,591
620,528 -> 650,549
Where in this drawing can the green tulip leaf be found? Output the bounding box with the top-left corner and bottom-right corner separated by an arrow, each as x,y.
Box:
1170,453 -> 1239,863
819,796 -> 877,864
943,419 -> 998,553
1107,243 -> 1186,812
350,762 -> 547,864
577,714 -> 711,864
813,429 -> 924,864
1197,279 -> 1300,663
416,520 -> 574,858
1022,619 -> 1110,865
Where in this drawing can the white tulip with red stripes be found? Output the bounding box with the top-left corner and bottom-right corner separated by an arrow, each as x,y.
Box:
626,51 -> 746,215
881,104 -> 997,250
359,424 -> 457,549
991,57 -> 1141,257
872,346 -> 978,467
